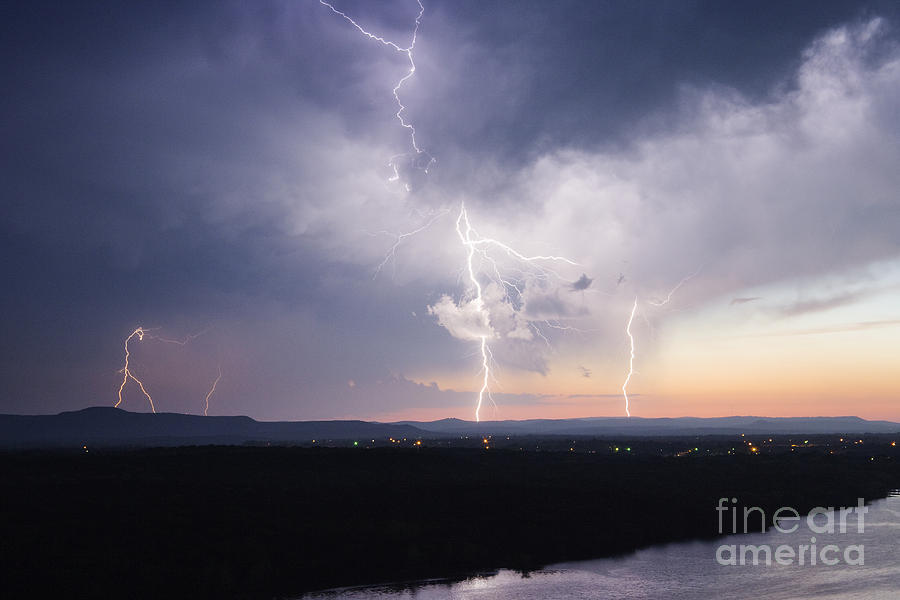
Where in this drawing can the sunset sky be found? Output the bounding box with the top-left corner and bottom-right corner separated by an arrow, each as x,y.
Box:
2,0 -> 899,421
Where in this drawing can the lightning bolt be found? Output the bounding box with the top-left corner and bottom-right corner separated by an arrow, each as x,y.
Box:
622,298 -> 637,417
454,202 -> 576,421
116,327 -> 156,413
620,269 -> 700,416
319,0 -> 434,187
372,208 -> 450,278
115,327 -> 218,414
647,267 -> 702,307
322,1 -> 585,422
204,366 -> 222,417
476,338 -> 495,423
322,0 -> 444,276
455,204 -> 494,422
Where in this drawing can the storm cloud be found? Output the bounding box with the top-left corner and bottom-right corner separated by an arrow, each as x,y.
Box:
2,0 -> 899,418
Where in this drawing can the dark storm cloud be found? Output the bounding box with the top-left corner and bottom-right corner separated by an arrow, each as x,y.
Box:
0,0 -> 438,414
523,290 -> 587,320
571,274 -> 593,291
413,0 -> 900,178
2,0 -> 899,417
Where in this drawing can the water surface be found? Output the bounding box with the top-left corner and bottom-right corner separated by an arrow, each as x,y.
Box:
304,494 -> 900,599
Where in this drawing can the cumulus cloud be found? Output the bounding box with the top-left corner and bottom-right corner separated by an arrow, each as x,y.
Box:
486,18 -> 900,312
410,18 -> 900,381
371,17 -> 900,387
523,288 -> 588,320
427,295 -> 494,341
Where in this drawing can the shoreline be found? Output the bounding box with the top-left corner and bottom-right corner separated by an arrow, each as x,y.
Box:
302,492 -> 897,597
2,443 -> 899,598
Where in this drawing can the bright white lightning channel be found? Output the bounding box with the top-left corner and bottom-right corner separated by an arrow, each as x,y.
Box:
621,271 -> 699,416
455,202 -> 577,422
321,0 -> 441,277
319,0 -> 434,186
621,299 -> 637,418
322,1 -> 589,422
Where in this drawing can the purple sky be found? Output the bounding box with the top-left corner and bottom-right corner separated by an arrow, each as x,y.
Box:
2,1 -> 899,421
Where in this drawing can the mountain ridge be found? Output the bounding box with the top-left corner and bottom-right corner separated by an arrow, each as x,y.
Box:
0,407 -> 898,447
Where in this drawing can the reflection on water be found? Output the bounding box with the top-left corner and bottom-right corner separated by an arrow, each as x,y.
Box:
303,496 -> 900,600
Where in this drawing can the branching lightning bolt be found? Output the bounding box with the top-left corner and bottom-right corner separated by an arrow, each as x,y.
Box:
322,1 -> 587,422
647,267 -> 702,307
455,204 -> 494,422
319,0 -> 434,187
115,327 -> 220,415
372,208 -> 449,278
116,327 -> 156,413
321,0 -> 443,276
620,269 -> 699,416
455,202 -> 576,421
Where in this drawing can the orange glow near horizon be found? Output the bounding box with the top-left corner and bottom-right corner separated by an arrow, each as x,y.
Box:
376,307 -> 900,423
366,388 -> 900,424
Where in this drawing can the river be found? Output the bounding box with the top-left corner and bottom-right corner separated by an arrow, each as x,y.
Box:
303,493 -> 900,599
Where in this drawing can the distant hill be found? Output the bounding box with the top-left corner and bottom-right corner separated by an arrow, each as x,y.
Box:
0,407 -> 898,448
405,415 -> 900,437
0,407 -> 425,448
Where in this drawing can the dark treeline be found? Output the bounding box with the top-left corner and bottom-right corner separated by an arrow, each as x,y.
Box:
1,442 -> 899,599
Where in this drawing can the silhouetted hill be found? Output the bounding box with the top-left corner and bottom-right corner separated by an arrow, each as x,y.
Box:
0,407 -> 425,448
1,408 -> 897,448
404,415 -> 900,436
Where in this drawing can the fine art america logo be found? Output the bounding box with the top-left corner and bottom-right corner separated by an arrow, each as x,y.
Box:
715,497 -> 867,566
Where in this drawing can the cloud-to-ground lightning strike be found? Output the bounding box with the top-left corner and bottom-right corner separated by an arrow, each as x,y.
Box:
621,298 -> 638,418
454,202 -> 577,421
319,0 -> 434,187
115,327 -> 220,415
322,2 -> 586,421
621,270 -> 700,416
454,204 -> 494,422
321,0 -> 442,274
204,366 -> 222,417
116,327 -> 156,413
